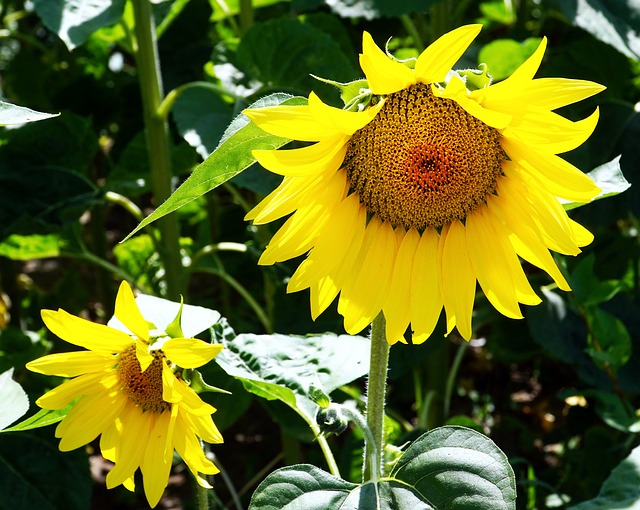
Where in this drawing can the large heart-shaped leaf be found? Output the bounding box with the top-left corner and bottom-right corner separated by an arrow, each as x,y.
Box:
248,426 -> 516,510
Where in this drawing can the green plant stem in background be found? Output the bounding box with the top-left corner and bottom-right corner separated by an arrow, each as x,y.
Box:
363,313 -> 390,481
239,0 -> 254,34
132,0 -> 182,300
196,482 -> 209,510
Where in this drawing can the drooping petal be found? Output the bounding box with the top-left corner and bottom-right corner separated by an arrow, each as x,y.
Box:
415,24 -> 482,84
141,411 -> 173,508
115,281 -> 149,341
359,32 -> 415,94
246,175 -> 320,224
162,338 -> 223,369
41,309 -> 133,354
309,92 -> 383,135
181,410 -> 224,445
465,209 -> 522,319
26,351 -> 114,377
411,227 -> 444,344
440,221 -> 476,341
174,411 -> 219,480
173,378 -> 216,416
383,227 -> 420,343
339,219 -> 397,334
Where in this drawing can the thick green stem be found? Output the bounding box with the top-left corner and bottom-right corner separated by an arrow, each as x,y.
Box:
132,0 -> 182,300
196,483 -> 209,510
363,313 -> 390,481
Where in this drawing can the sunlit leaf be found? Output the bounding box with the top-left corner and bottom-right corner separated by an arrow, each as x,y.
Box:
323,0 -> 440,20
562,156 -> 630,210
0,234 -> 62,261
33,0 -> 127,50
0,369 -> 29,431
1,405 -> 72,433
0,101 -> 58,125
478,38 -> 541,81
125,94 -> 305,240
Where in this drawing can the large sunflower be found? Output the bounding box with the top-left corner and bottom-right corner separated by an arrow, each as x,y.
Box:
243,25 -> 604,343
26,282 -> 223,507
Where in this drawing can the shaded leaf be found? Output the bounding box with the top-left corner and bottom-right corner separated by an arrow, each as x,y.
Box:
33,0 -> 127,50
568,444 -> 640,509
325,0 -> 441,20
125,94 -> 305,240
586,307 -> 632,372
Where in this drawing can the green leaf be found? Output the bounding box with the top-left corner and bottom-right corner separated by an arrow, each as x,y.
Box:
0,432 -> 91,510
0,101 -> 58,125
0,234 -> 62,261
0,369 -> 29,431
1,405 -> 72,433
586,307 -> 632,373
125,94 -> 305,240
478,38 -> 542,81
568,254 -> 623,306
215,332 -> 370,419
33,0 -> 127,50
558,0 -> 640,60
171,86 -> 233,159
583,390 -> 640,433
563,157 -> 631,211
249,426 -> 516,510
324,0 -> 441,19
568,444 -> 640,509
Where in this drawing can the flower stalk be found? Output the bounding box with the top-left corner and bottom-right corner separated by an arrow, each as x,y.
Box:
363,313 -> 390,481
132,0 -> 182,300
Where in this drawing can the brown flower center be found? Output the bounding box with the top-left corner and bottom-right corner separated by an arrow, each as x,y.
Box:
116,345 -> 170,413
343,83 -> 506,230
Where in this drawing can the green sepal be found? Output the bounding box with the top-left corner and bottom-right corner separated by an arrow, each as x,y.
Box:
187,369 -> 232,395
165,296 -> 185,338
312,75 -> 373,111
458,63 -> 493,91
308,385 -> 331,408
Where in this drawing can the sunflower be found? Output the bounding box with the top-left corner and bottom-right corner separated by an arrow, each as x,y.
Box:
26,282 -> 223,508
243,25 -> 604,343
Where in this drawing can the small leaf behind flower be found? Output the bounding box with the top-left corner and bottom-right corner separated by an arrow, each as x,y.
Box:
563,156 -> 630,211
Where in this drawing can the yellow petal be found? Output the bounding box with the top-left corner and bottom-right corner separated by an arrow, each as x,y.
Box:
252,133 -> 348,177
57,380 -> 126,451
162,362 -> 182,404
339,219 -> 397,335
105,406 -> 151,489
465,209 -> 522,319
490,182 -> 570,290
173,379 -> 215,415
383,227 -> 419,343
502,135 -> 601,202
309,92 -> 382,135
162,338 -> 223,369
288,193 -> 363,292
115,281 -> 149,341
26,351 -> 114,377
359,31 -> 415,94
411,228 -> 443,344
174,410 -> 219,477
243,104 -> 335,141
136,337 -> 154,372
41,309 -> 133,354
36,371 -> 106,410
141,411 -> 173,508
503,107 -> 600,154
182,411 -> 223,444
440,221 -> 476,341
246,175 -> 317,224
415,24 -> 482,84
259,171 -> 347,265
434,77 -> 512,129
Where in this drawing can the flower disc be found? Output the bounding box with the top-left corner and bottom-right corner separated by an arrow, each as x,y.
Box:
344,83 -> 506,230
117,345 -> 169,413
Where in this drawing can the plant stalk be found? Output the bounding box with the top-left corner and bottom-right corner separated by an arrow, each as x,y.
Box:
132,0 -> 182,300
363,313 -> 390,481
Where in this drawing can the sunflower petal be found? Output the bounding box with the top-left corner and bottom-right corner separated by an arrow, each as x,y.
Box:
115,281 -> 149,341
162,338 -> 223,369
26,351 -> 114,377
440,221 -> 476,341
36,371 -> 106,410
141,411 -> 173,508
309,92 -> 382,135
360,32 -> 415,94
415,24 -> 482,84
41,309 -> 132,354
410,228 -> 443,344
243,104 -> 335,141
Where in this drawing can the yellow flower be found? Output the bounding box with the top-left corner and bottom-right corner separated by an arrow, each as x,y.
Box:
26,282 -> 224,508
243,25 -> 605,343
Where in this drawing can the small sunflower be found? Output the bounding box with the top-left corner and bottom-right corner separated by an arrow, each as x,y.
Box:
243,25 -> 604,343
26,282 -> 223,508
